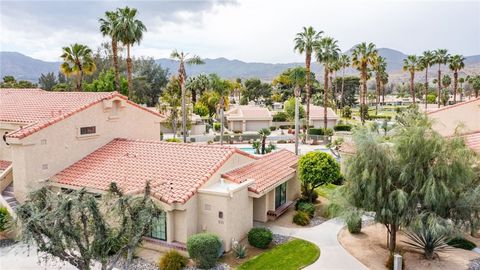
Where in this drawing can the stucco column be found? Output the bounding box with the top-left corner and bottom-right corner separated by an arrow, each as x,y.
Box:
242,120 -> 246,132
167,211 -> 174,243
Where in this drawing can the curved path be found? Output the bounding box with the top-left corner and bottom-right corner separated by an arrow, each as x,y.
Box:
266,218 -> 368,270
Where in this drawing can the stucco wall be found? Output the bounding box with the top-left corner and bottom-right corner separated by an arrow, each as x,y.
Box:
9,100 -> 161,201
429,99 -> 480,136
312,119 -> 338,129
253,196 -> 267,222
245,120 -> 271,132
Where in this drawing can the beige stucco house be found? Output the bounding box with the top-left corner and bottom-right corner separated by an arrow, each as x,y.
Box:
225,105 -> 273,132
308,105 -> 340,129
0,88 -> 300,253
0,88 -> 162,207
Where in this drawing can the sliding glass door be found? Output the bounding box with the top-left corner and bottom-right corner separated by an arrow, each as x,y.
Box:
275,182 -> 287,209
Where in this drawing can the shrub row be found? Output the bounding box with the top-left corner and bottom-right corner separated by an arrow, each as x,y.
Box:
309,128 -> 333,136
333,124 -> 352,131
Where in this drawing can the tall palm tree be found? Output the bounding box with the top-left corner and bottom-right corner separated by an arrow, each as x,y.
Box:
337,54 -> 350,109
60,43 -> 96,91
352,42 -> 378,124
402,55 -> 420,104
380,70 -> 389,105
448,54 -> 465,104
113,6 -> 146,100
330,60 -> 341,111
419,50 -> 434,109
99,10 -> 120,91
433,49 -> 450,107
294,26 -> 322,137
289,68 -> 306,155
315,37 -> 340,130
170,50 -> 204,143
373,55 -> 387,114
459,77 -> 465,102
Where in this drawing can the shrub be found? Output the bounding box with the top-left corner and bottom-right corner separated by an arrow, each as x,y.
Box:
214,122 -> 221,131
299,188 -> 319,204
334,124 -> 352,131
342,106 -> 352,119
293,211 -> 310,226
309,128 -> 324,136
193,102 -> 209,117
426,94 -> 437,104
368,115 -> 391,120
247,227 -> 273,249
269,126 -> 277,131
277,140 -> 287,144
272,111 -> 288,122
346,212 -> 362,234
159,249 -> 189,270
0,207 -> 10,232
165,138 -> 181,143
279,125 -> 292,129
297,202 -> 315,218
187,233 -> 222,269
447,237 -> 476,250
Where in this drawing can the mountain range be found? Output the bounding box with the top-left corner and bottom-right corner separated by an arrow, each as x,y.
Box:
1,49 -> 479,83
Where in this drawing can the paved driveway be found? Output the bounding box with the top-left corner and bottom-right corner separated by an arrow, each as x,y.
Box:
267,218 -> 369,270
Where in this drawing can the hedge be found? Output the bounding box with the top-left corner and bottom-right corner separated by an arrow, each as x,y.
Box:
309,128 -> 333,136
368,115 -> 391,120
333,124 -> 352,131
272,112 -> 288,122
248,227 -> 273,249
187,233 -> 222,269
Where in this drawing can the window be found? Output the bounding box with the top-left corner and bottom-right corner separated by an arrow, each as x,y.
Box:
148,212 -> 166,241
275,182 -> 287,209
80,126 -> 96,135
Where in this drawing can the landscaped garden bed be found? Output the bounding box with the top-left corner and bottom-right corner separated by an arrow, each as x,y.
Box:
338,223 -> 480,270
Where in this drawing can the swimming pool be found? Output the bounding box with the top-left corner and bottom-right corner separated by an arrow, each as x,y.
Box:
239,147 -> 258,154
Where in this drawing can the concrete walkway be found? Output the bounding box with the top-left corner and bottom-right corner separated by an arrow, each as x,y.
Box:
266,218 -> 369,270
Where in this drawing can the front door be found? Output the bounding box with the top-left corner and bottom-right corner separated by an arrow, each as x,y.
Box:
275,182 -> 287,209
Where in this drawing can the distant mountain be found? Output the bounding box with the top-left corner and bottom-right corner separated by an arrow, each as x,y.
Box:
0,52 -> 61,82
1,50 -> 479,83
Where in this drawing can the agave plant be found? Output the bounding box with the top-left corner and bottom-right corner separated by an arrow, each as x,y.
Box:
232,240 -> 247,259
402,228 -> 451,259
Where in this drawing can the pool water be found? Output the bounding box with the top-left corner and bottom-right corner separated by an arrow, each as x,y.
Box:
239,147 -> 258,154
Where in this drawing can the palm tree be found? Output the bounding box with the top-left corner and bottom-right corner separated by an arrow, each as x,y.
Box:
433,49 -> 450,107
294,26 -> 322,137
330,60 -> 341,111
373,55 -> 387,114
337,54 -> 350,109
258,128 -> 271,154
113,6 -> 146,100
352,42 -> 378,124
99,10 -> 120,91
289,68 -> 306,155
419,50 -> 435,109
315,37 -> 340,130
170,50 -> 204,143
60,43 -> 96,91
459,77 -> 465,102
402,55 -> 420,104
380,70 -> 389,105
448,54 -> 465,104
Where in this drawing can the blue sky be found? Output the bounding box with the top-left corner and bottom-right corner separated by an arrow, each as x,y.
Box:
1,0 -> 479,62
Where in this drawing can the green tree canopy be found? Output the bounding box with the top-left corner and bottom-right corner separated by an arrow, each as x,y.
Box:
284,97 -> 305,121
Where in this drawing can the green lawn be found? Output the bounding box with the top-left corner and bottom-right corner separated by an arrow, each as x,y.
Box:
237,239 -> 320,270
316,183 -> 338,199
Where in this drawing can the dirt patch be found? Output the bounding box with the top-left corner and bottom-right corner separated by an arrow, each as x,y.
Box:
338,223 -> 480,270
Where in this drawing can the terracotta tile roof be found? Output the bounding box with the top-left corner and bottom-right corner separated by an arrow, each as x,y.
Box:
461,131 -> 480,154
226,106 -> 272,120
0,160 -> 12,171
427,97 -> 480,115
222,149 -> 298,194
0,88 -> 161,139
308,105 -> 339,120
51,138 -> 256,204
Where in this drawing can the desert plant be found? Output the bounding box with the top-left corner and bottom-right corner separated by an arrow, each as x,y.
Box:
232,240 -> 247,259
213,122 -> 221,131
187,233 -> 222,269
158,249 -> 189,270
447,237 -> 477,250
0,207 -> 10,232
346,211 -> 362,234
297,202 -> 315,218
247,227 -> 273,249
293,211 -> 311,226
403,228 -> 451,259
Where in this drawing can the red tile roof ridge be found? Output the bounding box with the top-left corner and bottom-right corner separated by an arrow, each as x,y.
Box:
427,97 -> 480,115
5,91 -> 162,139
